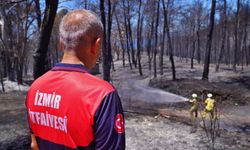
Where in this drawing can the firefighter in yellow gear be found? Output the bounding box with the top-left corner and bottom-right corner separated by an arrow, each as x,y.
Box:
189,93 -> 198,118
203,93 -> 216,118
189,93 -> 199,133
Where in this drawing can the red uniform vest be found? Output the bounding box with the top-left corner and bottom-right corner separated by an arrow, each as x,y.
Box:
26,66 -> 114,148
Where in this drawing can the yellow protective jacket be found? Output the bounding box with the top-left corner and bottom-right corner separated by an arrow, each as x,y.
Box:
204,98 -> 215,111
189,98 -> 198,110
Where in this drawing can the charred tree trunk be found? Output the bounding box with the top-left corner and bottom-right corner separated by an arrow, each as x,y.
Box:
115,13 -> 126,67
215,0 -> 227,72
137,0 -> 143,76
233,0 -> 240,72
17,1 -> 29,85
160,0 -> 167,75
163,0 -> 176,80
126,0 -> 136,68
33,0 -> 58,79
191,25 -> 196,69
226,34 -> 230,65
202,0 -> 216,80
17,61 -> 23,85
0,8 -> 15,81
185,36 -> 189,63
100,0 -> 112,82
122,0 -> 132,69
110,2 -> 117,72
147,11 -> 155,73
107,0 -> 113,72
244,27 -> 249,66
241,12 -> 248,70
124,18 -> 132,70
153,0 -> 160,78
34,0 -> 41,28
197,16 -> 201,64
247,45 -> 250,66
0,56 -> 4,92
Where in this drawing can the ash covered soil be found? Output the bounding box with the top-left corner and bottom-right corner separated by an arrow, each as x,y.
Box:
0,92 -> 30,150
1,58 -> 250,149
147,57 -> 250,106
125,113 -> 250,150
0,92 -> 249,150
147,59 -> 250,133
149,71 -> 250,106
110,57 -> 250,149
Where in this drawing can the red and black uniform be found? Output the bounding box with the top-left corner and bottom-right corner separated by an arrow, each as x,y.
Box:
26,63 -> 125,150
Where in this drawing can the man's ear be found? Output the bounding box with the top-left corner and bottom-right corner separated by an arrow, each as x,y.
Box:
90,38 -> 102,55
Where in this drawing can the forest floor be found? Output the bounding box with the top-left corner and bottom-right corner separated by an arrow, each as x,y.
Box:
109,57 -> 250,149
0,92 -> 249,150
0,57 -> 250,150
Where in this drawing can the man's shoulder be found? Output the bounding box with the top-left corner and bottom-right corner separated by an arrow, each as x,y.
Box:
29,71 -> 52,89
59,70 -> 115,94
84,73 -> 115,92
29,70 -> 115,95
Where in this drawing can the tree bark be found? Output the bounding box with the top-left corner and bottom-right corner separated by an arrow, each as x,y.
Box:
153,0 -> 160,78
100,0 -> 112,82
122,0 -> 132,69
107,0 -> 113,72
233,0 -> 240,72
0,56 -> 5,92
191,24 -> 196,69
162,0 -> 176,80
202,0 -> 216,80
34,0 -> 41,29
160,0 -> 167,75
126,0 -> 136,68
115,13 -> 126,67
215,0 -> 227,72
33,0 -> 58,79
17,0 -> 30,84
147,18 -> 154,72
0,7 -> 15,81
137,0 -> 143,76
197,13 -> 201,64
241,9 -> 248,70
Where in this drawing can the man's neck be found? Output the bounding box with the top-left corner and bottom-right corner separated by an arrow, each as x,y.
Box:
61,53 -> 85,65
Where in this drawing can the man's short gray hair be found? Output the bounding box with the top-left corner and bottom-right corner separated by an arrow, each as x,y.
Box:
59,9 -> 103,50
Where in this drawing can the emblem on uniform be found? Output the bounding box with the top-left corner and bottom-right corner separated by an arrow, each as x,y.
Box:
114,114 -> 124,133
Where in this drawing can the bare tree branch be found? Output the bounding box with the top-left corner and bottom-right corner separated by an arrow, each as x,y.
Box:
0,0 -> 26,6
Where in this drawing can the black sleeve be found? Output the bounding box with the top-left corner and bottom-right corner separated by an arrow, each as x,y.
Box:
93,91 -> 125,150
